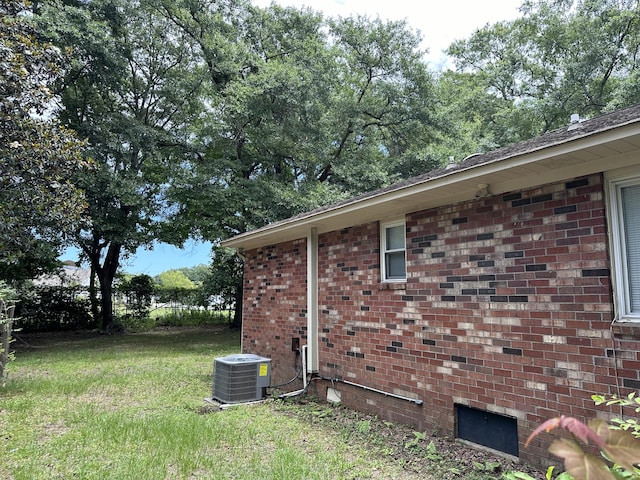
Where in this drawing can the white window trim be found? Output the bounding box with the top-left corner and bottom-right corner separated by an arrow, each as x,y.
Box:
380,218 -> 406,282
607,172 -> 640,323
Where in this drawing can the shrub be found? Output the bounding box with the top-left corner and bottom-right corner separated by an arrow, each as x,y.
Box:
15,285 -> 96,332
117,313 -> 155,333
593,393 -> 640,438
117,274 -> 154,320
155,309 -> 232,327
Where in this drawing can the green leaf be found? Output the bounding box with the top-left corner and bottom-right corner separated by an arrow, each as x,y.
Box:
503,471 -> 537,480
593,395 -> 607,405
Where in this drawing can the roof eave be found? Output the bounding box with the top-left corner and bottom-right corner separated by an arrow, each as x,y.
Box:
222,122 -> 640,251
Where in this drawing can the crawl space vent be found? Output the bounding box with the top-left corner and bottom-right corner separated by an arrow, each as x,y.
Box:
213,354 -> 271,404
456,404 -> 519,456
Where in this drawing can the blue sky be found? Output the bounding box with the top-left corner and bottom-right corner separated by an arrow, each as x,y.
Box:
121,241 -> 213,276
62,240 -> 213,277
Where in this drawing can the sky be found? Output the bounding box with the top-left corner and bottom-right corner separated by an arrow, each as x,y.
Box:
252,0 -> 523,68
64,0 -> 523,276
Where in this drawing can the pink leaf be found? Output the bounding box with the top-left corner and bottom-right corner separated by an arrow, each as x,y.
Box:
559,417 -> 607,450
526,416 -> 608,451
525,417 -> 563,447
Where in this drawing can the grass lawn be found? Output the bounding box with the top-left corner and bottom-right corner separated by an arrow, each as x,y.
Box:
1,327 -> 542,479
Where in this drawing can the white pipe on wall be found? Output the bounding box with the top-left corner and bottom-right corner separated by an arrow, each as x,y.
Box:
306,227 -> 319,373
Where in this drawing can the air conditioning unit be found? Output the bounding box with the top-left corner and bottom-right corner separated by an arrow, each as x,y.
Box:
212,354 -> 272,404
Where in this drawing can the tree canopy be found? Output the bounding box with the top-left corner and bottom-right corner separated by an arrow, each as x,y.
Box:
162,1 -> 442,240
445,0 -> 640,148
0,0 -> 91,280
6,0 -> 640,330
32,0 -> 442,328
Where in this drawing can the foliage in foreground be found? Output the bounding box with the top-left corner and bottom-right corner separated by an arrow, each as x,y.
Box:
593,393 -> 640,438
511,393 -> 640,479
0,0 -> 91,278
525,415 -> 640,480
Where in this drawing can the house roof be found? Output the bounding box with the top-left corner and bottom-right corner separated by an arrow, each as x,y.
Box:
222,103 -> 640,251
34,265 -> 92,288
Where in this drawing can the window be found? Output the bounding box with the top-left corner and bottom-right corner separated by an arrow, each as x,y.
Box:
381,219 -> 406,281
609,175 -> 640,321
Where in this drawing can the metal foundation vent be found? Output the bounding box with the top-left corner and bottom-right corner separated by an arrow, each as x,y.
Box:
456,404 -> 519,456
213,354 -> 271,404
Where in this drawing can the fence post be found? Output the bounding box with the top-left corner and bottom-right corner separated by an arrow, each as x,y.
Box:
0,300 -> 15,380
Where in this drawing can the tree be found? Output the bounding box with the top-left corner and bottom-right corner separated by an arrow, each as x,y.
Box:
118,274 -> 154,323
201,247 -> 243,328
151,3 -> 444,329
176,265 -> 210,285
0,0 -> 90,280
36,0 -> 443,331
35,0 -> 207,329
324,15 -> 441,185
446,0 -> 640,142
154,269 -> 196,306
161,2 -> 442,237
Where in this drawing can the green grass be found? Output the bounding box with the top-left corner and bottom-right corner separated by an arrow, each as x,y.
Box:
153,309 -> 233,327
0,328 -> 429,480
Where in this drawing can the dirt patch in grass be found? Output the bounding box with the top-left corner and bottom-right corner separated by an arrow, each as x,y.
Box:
272,398 -> 546,480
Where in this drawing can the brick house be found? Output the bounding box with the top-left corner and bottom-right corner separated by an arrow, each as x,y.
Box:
221,104 -> 640,468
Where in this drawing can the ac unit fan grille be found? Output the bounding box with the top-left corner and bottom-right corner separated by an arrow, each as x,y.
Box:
212,354 -> 271,404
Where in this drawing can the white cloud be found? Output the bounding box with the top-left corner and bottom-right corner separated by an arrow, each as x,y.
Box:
252,0 -> 522,66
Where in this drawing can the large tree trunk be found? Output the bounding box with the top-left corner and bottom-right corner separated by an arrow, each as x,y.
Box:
98,243 -> 122,331
88,265 -> 100,325
85,238 -> 122,332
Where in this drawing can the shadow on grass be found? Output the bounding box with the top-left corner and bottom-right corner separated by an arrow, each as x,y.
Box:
12,325 -> 241,359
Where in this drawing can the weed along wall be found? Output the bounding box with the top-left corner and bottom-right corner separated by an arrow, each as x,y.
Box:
240,173 -> 638,469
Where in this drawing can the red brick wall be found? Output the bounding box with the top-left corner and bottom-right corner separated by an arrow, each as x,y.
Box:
241,238 -> 307,387
241,173 -> 640,468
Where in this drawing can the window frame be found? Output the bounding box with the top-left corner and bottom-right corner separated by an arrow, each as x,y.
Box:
607,173 -> 640,323
380,218 -> 407,282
